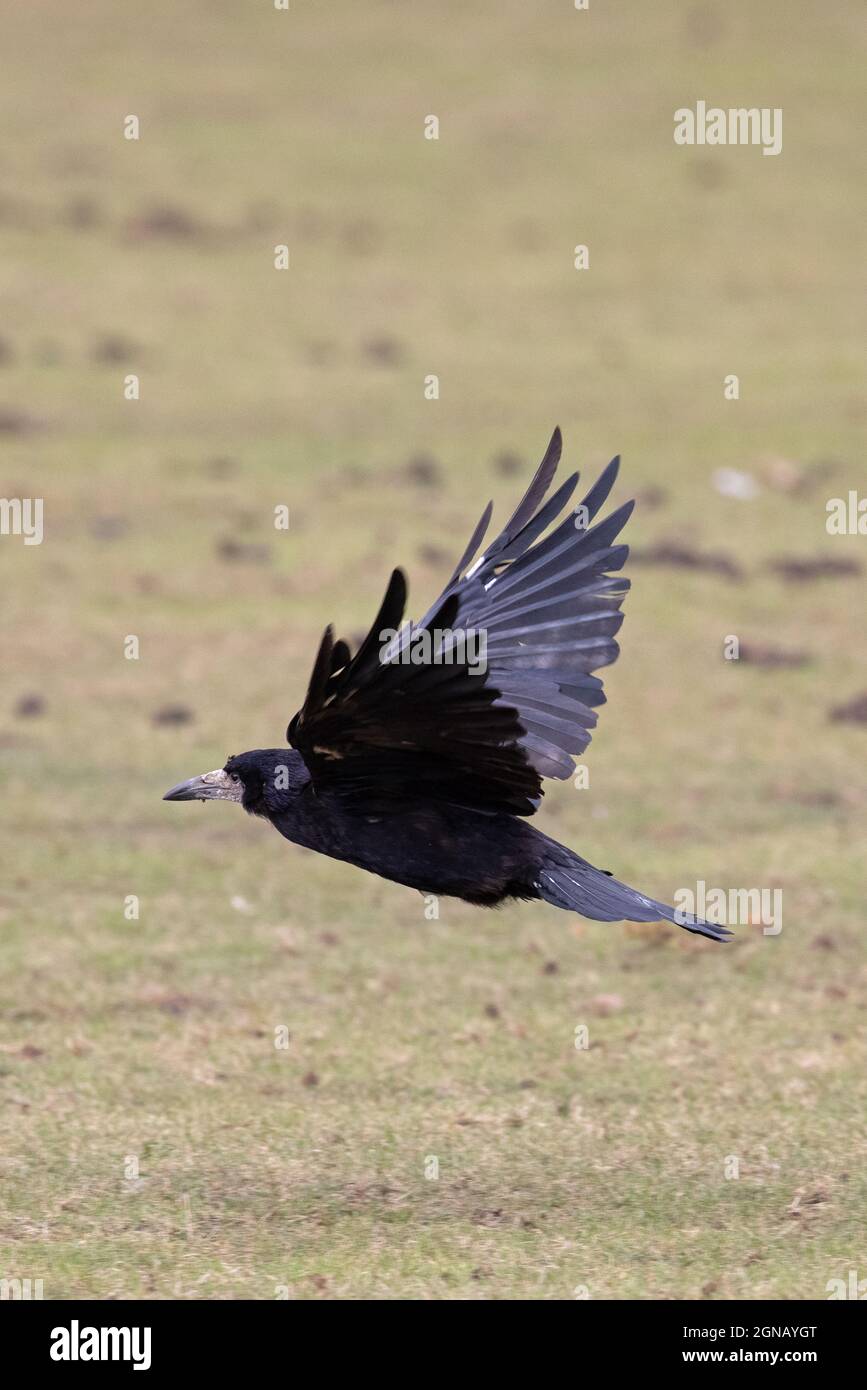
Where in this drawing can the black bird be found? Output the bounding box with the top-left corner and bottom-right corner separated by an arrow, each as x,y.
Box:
164,430 -> 730,942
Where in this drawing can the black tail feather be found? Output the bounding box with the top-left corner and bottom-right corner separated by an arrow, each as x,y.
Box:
536,856 -> 733,942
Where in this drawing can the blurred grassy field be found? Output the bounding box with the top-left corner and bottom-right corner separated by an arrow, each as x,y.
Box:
1,0 -> 865,1299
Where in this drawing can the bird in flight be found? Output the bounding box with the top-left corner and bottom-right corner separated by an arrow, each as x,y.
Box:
164,429 -> 730,942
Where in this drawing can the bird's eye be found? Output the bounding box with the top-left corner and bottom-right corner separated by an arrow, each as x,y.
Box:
229,773 -> 240,783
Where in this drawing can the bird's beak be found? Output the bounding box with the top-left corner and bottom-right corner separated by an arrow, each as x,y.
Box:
163,768 -> 241,803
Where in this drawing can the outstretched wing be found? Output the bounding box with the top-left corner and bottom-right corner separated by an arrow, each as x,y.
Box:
288,428 -> 632,815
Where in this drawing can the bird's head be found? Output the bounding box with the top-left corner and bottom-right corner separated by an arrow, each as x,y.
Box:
163,748 -> 308,816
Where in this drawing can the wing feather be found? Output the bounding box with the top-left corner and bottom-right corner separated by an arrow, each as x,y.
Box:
288,431 -> 633,814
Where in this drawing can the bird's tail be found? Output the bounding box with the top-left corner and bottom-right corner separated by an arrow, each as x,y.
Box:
535,847 -> 733,943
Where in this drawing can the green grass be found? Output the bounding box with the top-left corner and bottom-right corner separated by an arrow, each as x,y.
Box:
0,0 -> 865,1299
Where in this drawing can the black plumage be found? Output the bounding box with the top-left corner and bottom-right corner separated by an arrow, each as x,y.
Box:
164,430 -> 731,942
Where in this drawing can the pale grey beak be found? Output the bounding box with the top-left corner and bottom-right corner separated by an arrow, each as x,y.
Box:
163,768 -> 242,803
